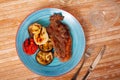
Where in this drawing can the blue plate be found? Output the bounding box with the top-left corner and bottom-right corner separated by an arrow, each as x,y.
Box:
16,8 -> 85,76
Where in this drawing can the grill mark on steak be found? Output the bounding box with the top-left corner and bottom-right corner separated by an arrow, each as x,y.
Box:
47,14 -> 72,62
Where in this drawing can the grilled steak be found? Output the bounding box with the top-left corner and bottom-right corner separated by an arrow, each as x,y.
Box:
47,14 -> 72,62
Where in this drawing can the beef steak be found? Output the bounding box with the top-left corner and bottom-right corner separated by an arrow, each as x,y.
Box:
47,14 -> 72,62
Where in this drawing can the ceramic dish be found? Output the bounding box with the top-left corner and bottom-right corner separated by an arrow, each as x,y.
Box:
16,8 -> 85,76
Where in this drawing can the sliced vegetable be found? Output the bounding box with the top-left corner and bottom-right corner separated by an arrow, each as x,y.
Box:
39,39 -> 53,52
36,51 -> 53,65
33,27 -> 49,45
28,23 -> 42,36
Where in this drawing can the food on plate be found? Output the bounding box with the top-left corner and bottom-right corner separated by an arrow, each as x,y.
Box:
23,13 -> 71,64
28,23 -> 42,36
47,14 -> 72,62
33,27 -> 49,45
23,38 -> 38,55
36,51 -> 53,65
39,39 -> 53,52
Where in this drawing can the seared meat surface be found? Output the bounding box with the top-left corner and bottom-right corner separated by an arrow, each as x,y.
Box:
47,14 -> 72,62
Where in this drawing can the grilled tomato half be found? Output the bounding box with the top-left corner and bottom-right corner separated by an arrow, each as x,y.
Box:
23,38 -> 38,55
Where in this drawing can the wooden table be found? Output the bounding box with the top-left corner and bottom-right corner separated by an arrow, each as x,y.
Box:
0,0 -> 120,80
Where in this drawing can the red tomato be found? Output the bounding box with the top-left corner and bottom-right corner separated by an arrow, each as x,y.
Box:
23,38 -> 38,55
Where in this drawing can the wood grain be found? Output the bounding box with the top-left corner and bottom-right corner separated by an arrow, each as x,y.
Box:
0,0 -> 120,80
